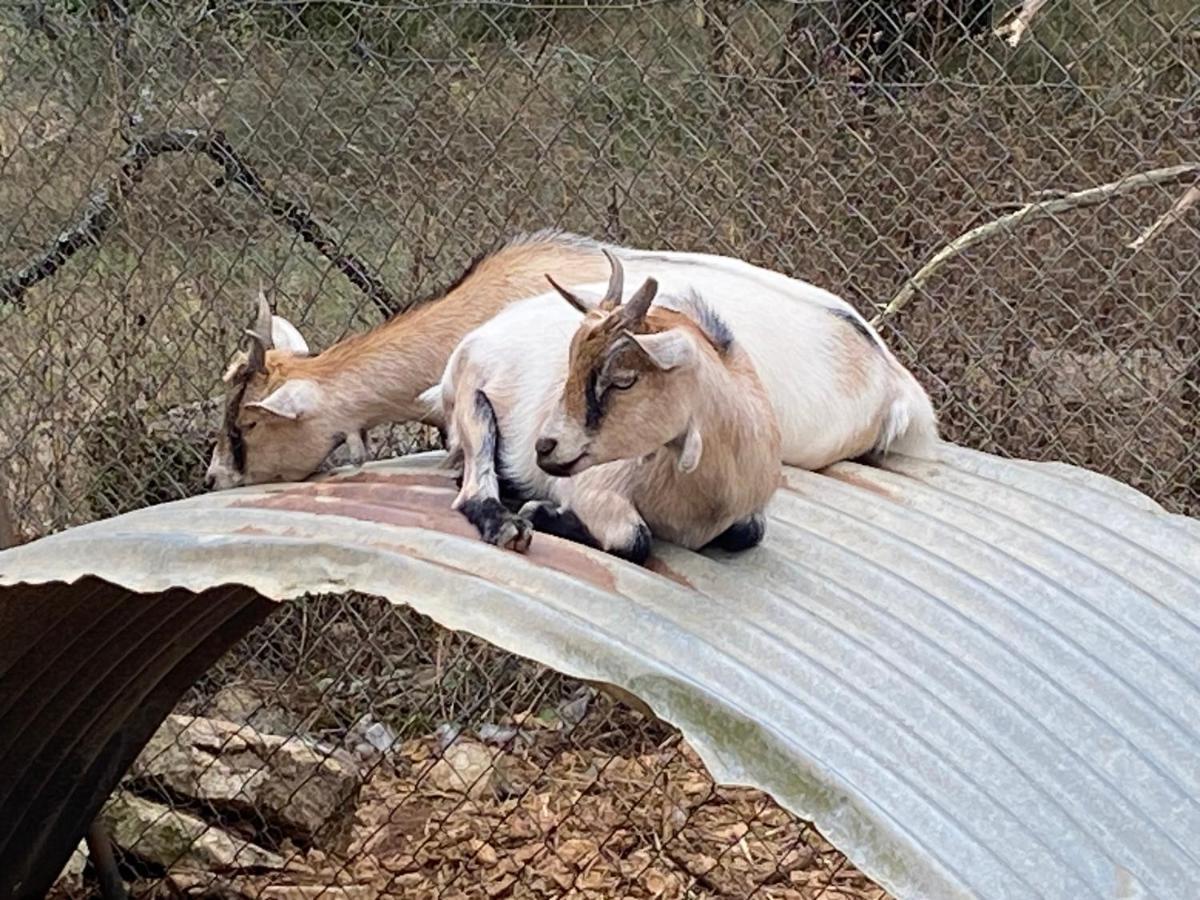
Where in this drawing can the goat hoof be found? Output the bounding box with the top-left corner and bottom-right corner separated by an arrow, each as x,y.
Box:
496,514 -> 533,553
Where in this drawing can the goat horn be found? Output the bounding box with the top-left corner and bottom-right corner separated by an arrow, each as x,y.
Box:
599,249 -> 625,311
253,285 -> 274,346
619,276 -> 658,324
545,274 -> 591,315
244,285 -> 274,373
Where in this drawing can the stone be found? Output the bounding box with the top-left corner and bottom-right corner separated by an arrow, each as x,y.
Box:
99,792 -> 284,871
52,839 -> 87,890
1028,347 -> 1183,407
206,684 -> 297,735
131,715 -> 362,851
344,714 -> 399,762
427,740 -> 498,799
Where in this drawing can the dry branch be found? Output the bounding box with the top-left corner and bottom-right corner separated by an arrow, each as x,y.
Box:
874,163 -> 1200,325
0,494 -> 15,550
0,129 -> 400,317
1127,183 -> 1200,253
993,0 -> 1048,47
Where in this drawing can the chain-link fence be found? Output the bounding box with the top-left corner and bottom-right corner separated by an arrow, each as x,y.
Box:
4,1 -> 1197,897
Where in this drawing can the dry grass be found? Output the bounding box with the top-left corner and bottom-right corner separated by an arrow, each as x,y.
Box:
8,7 -> 1199,896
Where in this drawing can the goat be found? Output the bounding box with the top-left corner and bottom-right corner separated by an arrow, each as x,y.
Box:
427,253 -> 782,563
205,232 -> 613,489
206,229 -> 936,490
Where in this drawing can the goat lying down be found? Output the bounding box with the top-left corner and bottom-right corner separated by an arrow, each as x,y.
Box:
207,229 -> 937,493
426,254 -> 782,562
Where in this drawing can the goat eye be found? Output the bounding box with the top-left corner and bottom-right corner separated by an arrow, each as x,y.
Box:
240,421 -> 257,433
608,371 -> 637,391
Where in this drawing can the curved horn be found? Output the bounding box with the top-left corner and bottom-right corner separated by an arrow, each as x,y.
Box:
599,249 -> 625,311
244,286 -> 274,373
545,274 -> 592,315
619,277 -> 658,325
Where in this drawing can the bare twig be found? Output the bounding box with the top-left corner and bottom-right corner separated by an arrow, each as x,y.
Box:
1128,182 -> 1200,253
0,129 -> 400,317
85,821 -> 128,900
874,162 -> 1200,325
0,494 -> 16,550
993,0 -> 1049,47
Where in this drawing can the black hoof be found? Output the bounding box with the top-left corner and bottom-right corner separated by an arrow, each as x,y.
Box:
707,514 -> 766,553
460,497 -> 532,553
612,522 -> 653,565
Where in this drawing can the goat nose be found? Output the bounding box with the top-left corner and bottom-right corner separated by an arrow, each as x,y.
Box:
535,437 -> 557,457
203,473 -> 216,490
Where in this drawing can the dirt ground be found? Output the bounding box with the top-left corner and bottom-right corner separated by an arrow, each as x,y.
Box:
145,731 -> 889,900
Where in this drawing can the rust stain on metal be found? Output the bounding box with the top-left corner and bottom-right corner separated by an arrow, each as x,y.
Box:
235,492 -> 480,541
236,482 -> 622,591
321,470 -> 456,490
644,557 -> 696,589
522,538 -> 619,592
822,467 -> 899,500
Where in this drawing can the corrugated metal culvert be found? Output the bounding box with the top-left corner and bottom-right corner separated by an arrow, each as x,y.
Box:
2,443 -> 1198,899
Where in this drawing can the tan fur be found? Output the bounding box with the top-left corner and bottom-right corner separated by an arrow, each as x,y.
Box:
276,241 -> 611,420
834,327 -> 873,395
212,237 -> 613,488
589,318 -> 779,548
435,258 -> 780,557
543,290 -> 781,551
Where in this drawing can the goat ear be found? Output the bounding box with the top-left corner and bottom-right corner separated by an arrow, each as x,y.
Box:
625,328 -> 694,371
245,379 -> 322,421
545,275 -> 594,315
271,314 -> 309,356
673,420 -> 703,473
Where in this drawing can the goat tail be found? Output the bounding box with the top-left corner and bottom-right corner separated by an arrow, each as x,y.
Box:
417,384 -> 443,419
416,383 -> 463,471
873,368 -> 940,460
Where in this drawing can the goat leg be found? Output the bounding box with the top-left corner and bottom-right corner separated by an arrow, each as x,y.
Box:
518,500 -> 602,547
451,389 -> 531,552
526,486 -> 652,564
704,512 -> 767,553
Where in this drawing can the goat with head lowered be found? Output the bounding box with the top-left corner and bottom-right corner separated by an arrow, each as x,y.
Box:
204,233 -> 615,490
430,252 -> 782,563
206,288 -> 367,490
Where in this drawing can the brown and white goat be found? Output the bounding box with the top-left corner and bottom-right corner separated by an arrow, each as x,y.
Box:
206,232 -> 613,489
427,254 -> 782,562
206,229 -> 936,490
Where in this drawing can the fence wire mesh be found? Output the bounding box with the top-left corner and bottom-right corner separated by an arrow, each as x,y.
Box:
3,1 -> 1196,898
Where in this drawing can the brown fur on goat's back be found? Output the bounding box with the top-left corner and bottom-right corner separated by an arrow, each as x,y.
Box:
257,230 -> 614,403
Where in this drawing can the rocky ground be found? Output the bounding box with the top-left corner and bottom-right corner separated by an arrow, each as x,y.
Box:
52,686 -> 889,900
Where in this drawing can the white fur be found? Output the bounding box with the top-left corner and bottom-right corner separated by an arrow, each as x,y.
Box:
437,292 -> 778,552
434,250 -> 937,470
435,299 -> 580,501
271,314 -> 310,356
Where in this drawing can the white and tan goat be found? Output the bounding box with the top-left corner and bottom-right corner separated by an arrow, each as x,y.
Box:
429,254 -> 781,562
206,229 -> 936,490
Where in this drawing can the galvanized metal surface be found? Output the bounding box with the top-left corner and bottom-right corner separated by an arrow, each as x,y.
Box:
1,444 -> 1198,900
